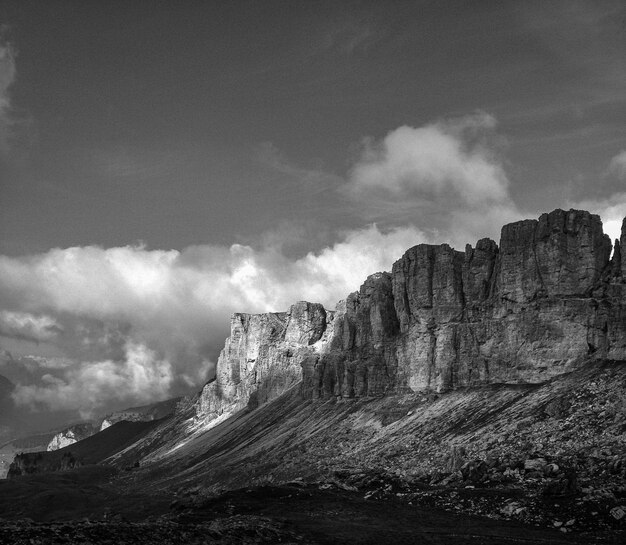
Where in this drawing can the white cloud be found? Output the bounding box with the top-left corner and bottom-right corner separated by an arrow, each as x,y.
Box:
0,310 -> 62,343
11,341 -> 173,419
345,112 -> 523,245
349,112 -> 506,201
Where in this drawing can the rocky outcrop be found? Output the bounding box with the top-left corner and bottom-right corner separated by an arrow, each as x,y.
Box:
301,272 -> 400,399
8,451 -> 79,478
47,423 -> 98,451
195,302 -> 334,423
100,397 -> 180,431
497,209 -> 610,302
196,209 -> 626,424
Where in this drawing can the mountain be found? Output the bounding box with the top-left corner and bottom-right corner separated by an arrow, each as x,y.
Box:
193,208 -> 623,427
43,397 -> 182,452
47,423 -> 100,452
2,208 -> 625,542
99,397 -> 182,431
9,420 -> 163,478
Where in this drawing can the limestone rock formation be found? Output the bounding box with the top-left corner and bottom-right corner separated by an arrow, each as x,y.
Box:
195,209 -> 626,425
498,209 -> 610,302
47,423 -> 98,451
302,272 -> 399,399
195,302 -> 334,423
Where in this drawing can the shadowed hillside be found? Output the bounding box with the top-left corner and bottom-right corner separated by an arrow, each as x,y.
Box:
8,420 -> 162,478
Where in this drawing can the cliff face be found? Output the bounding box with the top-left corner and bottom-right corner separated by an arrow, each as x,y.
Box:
46,423 -> 98,451
195,209 -> 626,425
195,301 -> 334,422
301,272 -> 400,400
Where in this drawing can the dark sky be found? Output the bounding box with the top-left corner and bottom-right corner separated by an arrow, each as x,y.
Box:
1,0 -> 624,254
0,0 -> 625,422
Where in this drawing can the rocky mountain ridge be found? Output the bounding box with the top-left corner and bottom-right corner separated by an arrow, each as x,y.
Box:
195,209 -> 626,427
44,398 -> 182,453
2,208 -> 624,541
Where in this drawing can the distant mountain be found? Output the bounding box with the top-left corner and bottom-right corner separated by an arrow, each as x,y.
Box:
46,423 -> 99,451
43,397 -> 182,453
9,420 -> 162,477
0,432 -> 56,479
99,397 -> 181,431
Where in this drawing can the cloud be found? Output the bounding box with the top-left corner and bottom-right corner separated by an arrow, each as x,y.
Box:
11,341 -> 173,419
0,224 -> 426,415
344,112 -> 522,246
608,151 -> 626,180
0,311 -> 62,343
0,31 -> 16,154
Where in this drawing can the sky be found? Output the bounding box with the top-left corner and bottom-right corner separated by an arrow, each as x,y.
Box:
0,0 -> 625,428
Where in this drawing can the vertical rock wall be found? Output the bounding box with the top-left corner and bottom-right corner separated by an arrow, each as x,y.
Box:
301,272 -> 400,400
303,209 -> 622,396
196,209 -> 626,422
195,302 -> 334,423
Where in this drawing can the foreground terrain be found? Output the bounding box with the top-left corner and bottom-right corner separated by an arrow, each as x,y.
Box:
0,469 -> 622,544
2,361 -> 624,543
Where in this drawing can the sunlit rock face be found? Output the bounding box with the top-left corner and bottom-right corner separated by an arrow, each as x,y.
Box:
197,209 -> 626,419
47,423 -> 97,451
195,302 -> 334,423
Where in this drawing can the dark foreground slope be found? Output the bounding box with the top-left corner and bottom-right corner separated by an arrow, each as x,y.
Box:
1,361 -> 623,543
102,360 -> 625,537
8,420 -> 161,477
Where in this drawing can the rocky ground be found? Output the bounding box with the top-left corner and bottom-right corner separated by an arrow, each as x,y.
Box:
256,362 -> 626,536
2,482 -> 622,545
0,515 -> 306,545
1,362 -> 624,543
106,360 -> 625,541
